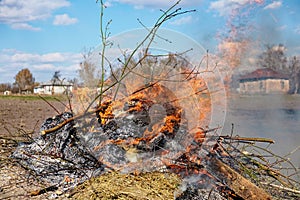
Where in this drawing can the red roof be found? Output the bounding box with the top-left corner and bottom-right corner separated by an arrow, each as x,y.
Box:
239,68 -> 289,82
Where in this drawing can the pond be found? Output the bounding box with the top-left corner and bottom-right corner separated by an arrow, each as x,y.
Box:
221,94 -> 300,170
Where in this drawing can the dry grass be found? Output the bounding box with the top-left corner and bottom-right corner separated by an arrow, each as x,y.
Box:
70,171 -> 181,200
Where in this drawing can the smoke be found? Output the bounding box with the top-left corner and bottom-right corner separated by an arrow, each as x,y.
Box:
217,1 -> 264,65
211,0 -> 267,90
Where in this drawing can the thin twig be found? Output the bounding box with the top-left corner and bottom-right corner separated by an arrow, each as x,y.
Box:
220,135 -> 274,144
262,182 -> 300,194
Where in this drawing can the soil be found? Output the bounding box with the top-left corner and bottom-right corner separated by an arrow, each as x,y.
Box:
0,96 -> 69,200
0,96 -> 68,136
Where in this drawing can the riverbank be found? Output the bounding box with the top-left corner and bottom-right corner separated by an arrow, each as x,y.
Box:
228,93 -> 300,110
222,93 -> 300,171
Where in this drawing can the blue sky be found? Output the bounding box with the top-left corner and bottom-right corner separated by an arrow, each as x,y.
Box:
0,0 -> 300,83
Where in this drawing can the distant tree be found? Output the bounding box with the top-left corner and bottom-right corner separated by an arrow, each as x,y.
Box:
14,68 -> 35,93
51,71 -> 62,84
288,56 -> 300,94
258,44 -> 288,72
78,60 -> 98,88
258,44 -> 300,94
78,50 -> 98,88
68,77 -> 79,89
0,83 -> 12,93
11,84 -> 19,94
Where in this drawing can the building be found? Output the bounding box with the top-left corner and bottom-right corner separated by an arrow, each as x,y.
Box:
34,80 -> 73,95
21,85 -> 33,94
239,68 -> 289,94
3,90 -> 11,95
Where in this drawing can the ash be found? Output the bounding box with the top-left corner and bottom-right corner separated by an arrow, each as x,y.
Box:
12,112 -> 104,188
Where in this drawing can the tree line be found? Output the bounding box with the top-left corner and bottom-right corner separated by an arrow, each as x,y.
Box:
78,44 -> 300,95
0,68 -> 35,93
0,69 -> 79,94
1,44 -> 299,94
258,44 -> 300,94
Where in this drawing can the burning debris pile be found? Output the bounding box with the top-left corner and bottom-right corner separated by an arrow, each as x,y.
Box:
9,82 -> 300,200
11,83 -> 199,186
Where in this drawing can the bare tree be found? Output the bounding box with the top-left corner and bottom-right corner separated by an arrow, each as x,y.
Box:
51,71 -> 61,84
68,77 -> 79,89
78,50 -> 99,88
258,44 -> 288,72
0,83 -> 12,93
258,44 -> 300,94
288,56 -> 300,94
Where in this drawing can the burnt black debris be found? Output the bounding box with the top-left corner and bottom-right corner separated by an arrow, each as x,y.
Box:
40,112 -> 74,132
11,92 -> 189,188
12,112 -> 104,186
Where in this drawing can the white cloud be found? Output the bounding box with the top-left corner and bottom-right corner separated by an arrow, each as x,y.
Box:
11,53 -> 39,62
209,0 -> 259,16
10,23 -> 41,31
9,52 -> 81,63
41,53 -> 67,62
0,0 -> 70,30
0,49 -> 82,82
264,1 -> 282,10
53,14 -> 78,26
32,64 -> 56,70
170,15 -> 193,26
107,0 -> 202,8
61,63 -> 81,72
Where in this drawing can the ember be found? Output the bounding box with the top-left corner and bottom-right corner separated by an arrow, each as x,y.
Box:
96,83 -> 183,151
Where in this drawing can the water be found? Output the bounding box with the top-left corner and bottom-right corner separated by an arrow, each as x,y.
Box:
221,95 -> 300,171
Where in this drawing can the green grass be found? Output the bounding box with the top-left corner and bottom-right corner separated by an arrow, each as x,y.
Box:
0,94 -> 67,101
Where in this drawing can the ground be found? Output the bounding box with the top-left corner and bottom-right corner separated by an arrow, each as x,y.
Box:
0,95 -> 68,136
0,95 -> 69,200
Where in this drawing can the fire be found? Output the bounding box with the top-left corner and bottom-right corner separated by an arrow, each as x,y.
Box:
96,83 -> 185,148
87,52 -> 217,175
160,113 -> 181,136
95,66 -> 212,155
96,101 -> 114,125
